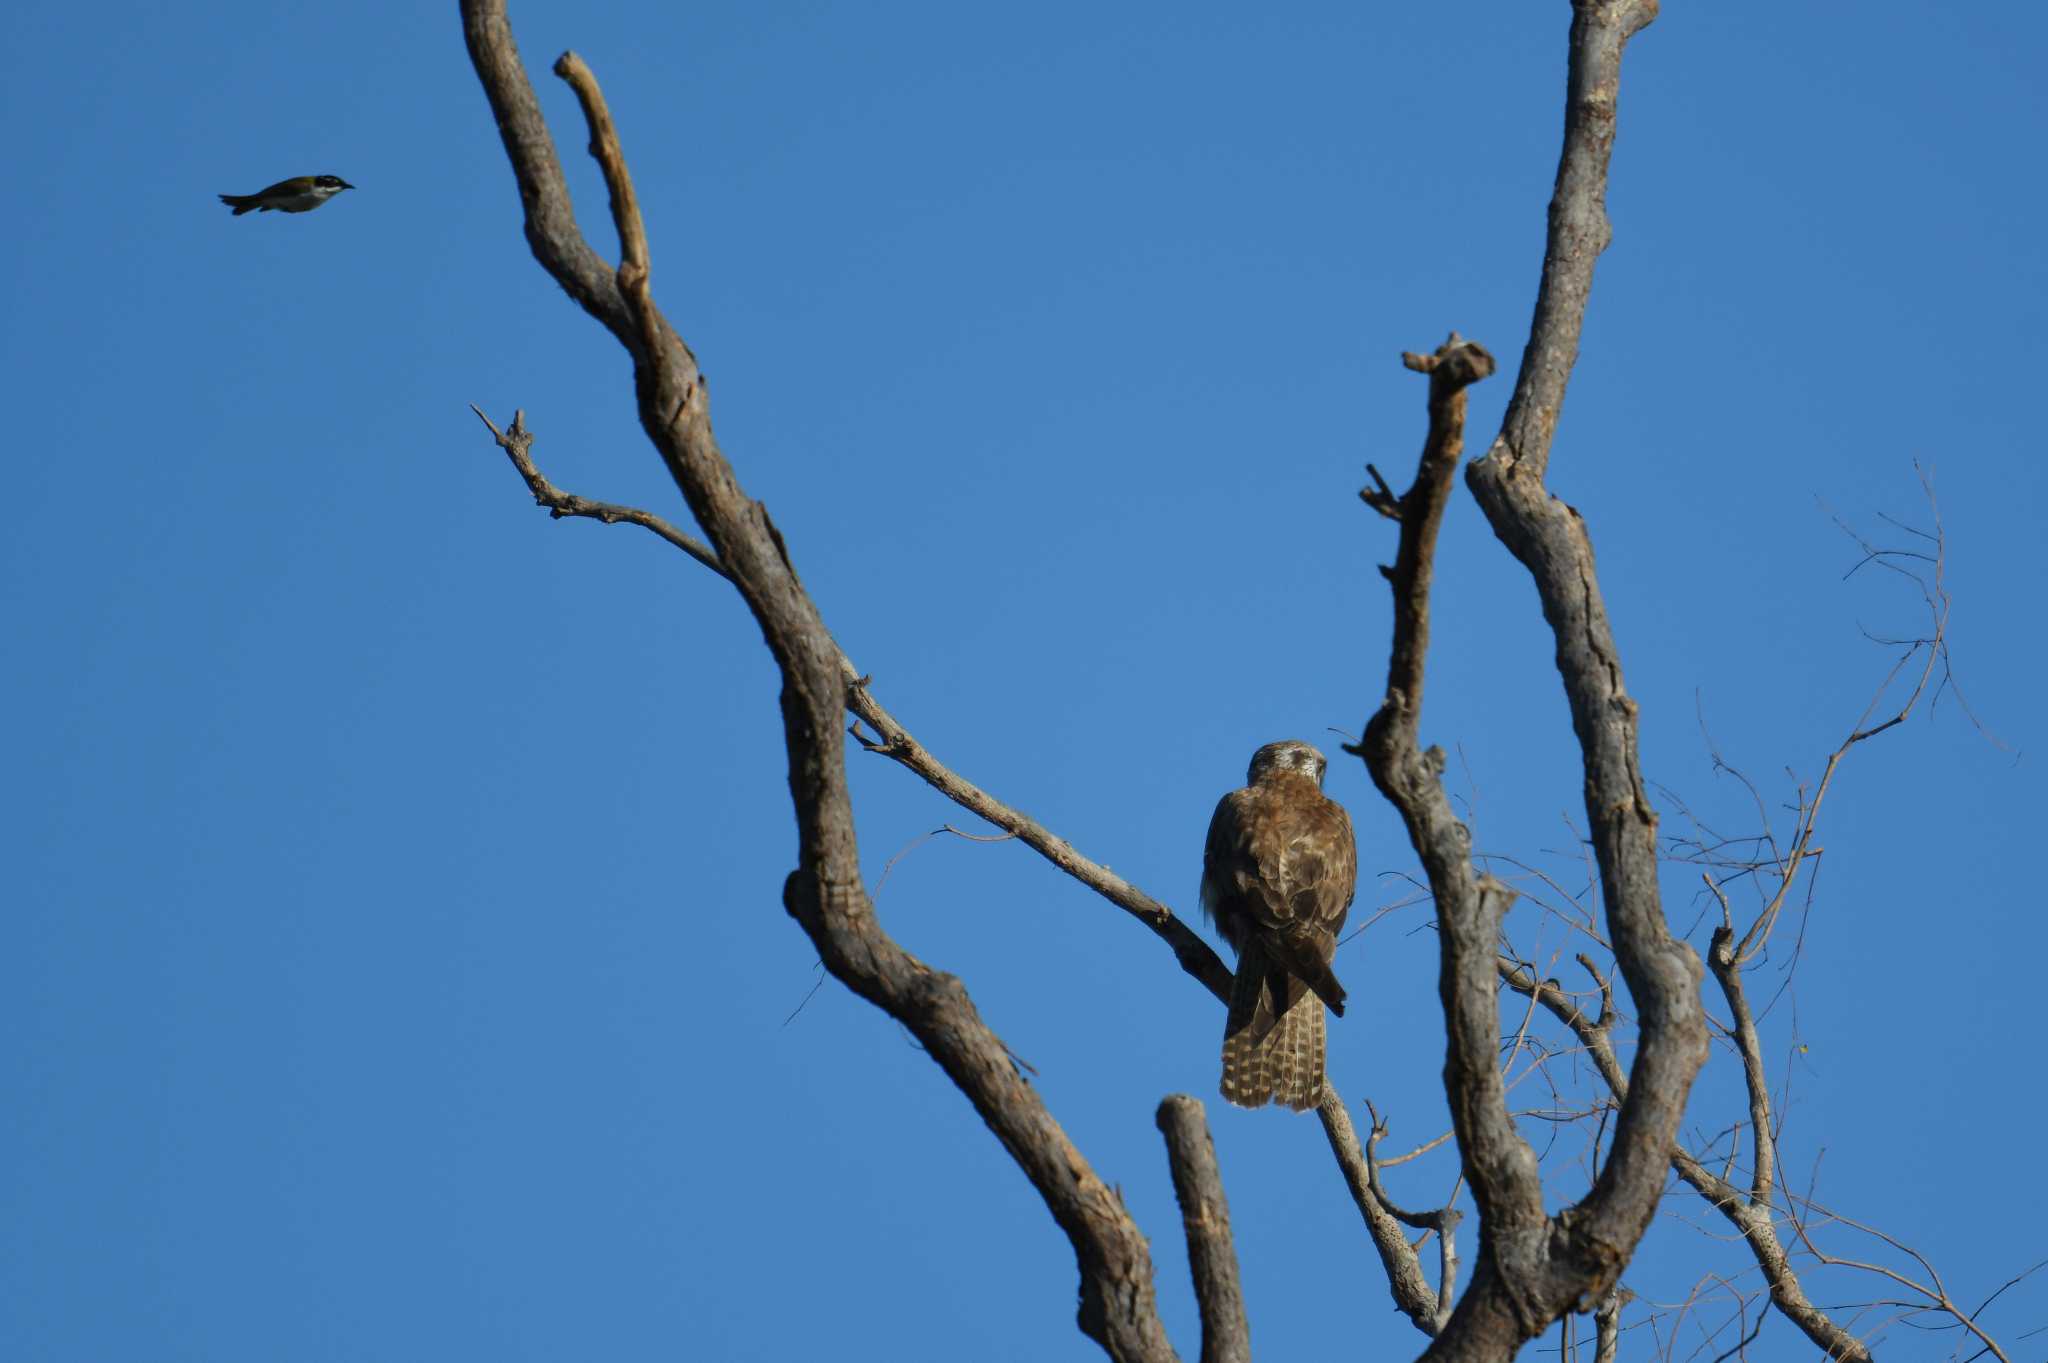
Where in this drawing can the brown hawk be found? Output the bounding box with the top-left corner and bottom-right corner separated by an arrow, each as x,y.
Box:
1201,740 -> 1356,1111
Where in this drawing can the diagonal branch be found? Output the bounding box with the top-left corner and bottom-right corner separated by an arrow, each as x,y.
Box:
1499,937 -> 1882,1361
468,405 -> 729,579
844,679 -> 1236,1000
1727,477 -> 1959,965
463,403 -> 1235,1004
1365,1100 -> 1464,1333
1495,0 -> 1659,484
1316,1094 -> 1448,1335
459,416 -> 1453,1351
459,9 -> 1176,1359
461,3 -> 643,356
464,394 -> 1439,1338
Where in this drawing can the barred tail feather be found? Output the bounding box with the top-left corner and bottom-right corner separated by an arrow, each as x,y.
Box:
1220,969 -> 1327,1112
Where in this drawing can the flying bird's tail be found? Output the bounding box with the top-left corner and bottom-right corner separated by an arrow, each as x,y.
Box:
1220,951 -> 1327,1112
219,194 -> 261,215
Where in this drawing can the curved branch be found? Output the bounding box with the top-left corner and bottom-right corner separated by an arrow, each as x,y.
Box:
1352,330 -> 1576,1247
845,676 -> 1235,1000
1353,334 -> 1541,1242
1501,948 -> 1875,1362
1451,2 -> 1709,1353
1315,1094 -> 1446,1335
460,4 -> 638,353
464,402 -> 1234,1004
467,405 -> 729,579
465,393 -> 1433,1343
1330,3 -> 1710,1357
458,9 -> 1176,1359
1365,1101 -> 1464,1333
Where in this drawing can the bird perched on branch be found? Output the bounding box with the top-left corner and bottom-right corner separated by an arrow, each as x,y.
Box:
218,175 -> 356,215
1201,740 -> 1356,1111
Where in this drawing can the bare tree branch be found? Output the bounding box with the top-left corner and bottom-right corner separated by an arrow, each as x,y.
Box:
1493,0 -> 1658,483
1367,1100 -> 1465,1333
459,9 -> 1177,1358
1503,930 -> 1878,1362
844,677 -> 1235,1000
1156,1097 -> 1251,1363
1316,1093 -> 1447,1336
463,407 -> 1235,1004
1650,491 -> 1982,1363
465,390 -> 1450,1351
1352,324 -> 1580,1361
466,292 -> 1455,1357
1354,334 -> 1538,1245
1723,474 -> 1961,965
1776,1184 -> 2016,1363
1592,1284 -> 1626,1363
467,405 -> 729,579
457,8 -> 2023,1363
1448,0 -> 1714,1352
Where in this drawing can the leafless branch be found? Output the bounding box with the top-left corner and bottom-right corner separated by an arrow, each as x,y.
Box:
460,9 -> 1178,1357
465,394 -> 1459,1350
470,398 -> 1238,1005
1353,331 -> 1540,1258
1593,1284 -> 1626,1363
467,405 -> 728,578
1773,1182 -> 2017,1363
843,675 -> 1236,1000
1366,1100 -> 1465,1332
871,823 -> 1020,897
1156,1097 -> 1250,1363
1316,1094 -> 1446,1336
1704,1292 -> 1764,1363
1446,0 -> 1718,1352
458,8 -> 2022,1363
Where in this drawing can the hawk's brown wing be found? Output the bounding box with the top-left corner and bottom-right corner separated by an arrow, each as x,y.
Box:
1202,779 -> 1356,1111
1202,781 -> 1355,1015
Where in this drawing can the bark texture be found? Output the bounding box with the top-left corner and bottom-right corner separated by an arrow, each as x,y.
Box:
1352,4 -> 1714,1359
460,7 -> 1178,1358
1157,1097 -> 1251,1363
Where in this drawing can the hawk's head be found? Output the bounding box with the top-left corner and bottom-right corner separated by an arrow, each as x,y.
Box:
1247,739 -> 1327,788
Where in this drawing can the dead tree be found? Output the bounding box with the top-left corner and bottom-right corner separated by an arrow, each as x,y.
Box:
457,2 -> 2024,1359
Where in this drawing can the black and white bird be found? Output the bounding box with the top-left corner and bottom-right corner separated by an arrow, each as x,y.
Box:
218,175 -> 356,216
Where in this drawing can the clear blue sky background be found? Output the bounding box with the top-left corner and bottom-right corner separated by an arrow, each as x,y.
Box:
5,3 -> 2043,1359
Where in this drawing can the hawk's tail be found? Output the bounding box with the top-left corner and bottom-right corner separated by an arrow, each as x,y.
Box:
1220,962 -> 1326,1112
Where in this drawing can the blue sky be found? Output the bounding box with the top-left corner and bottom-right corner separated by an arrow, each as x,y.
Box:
5,2 -> 2044,1359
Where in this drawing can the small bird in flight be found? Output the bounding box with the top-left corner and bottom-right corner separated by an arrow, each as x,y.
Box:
218,175 -> 356,216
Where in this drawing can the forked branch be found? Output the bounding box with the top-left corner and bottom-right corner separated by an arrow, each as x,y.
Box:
467,343 -> 1441,1352
459,7 -> 1176,1358
1348,1 -> 1713,1357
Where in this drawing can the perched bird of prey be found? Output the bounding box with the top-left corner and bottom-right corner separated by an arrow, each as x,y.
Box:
1201,740 -> 1356,1111
218,175 -> 356,215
